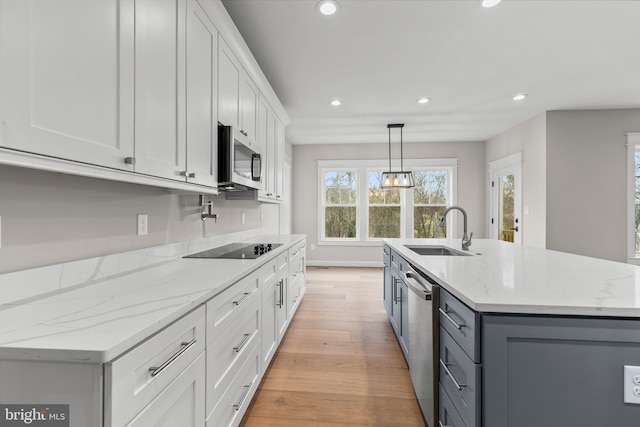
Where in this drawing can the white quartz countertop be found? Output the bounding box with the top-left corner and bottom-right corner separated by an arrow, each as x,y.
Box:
0,234 -> 304,363
384,238 -> 640,317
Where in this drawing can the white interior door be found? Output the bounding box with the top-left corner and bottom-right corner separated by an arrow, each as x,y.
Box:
490,154 -> 522,244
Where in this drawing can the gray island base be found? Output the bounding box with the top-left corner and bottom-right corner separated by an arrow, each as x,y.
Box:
383,238 -> 640,427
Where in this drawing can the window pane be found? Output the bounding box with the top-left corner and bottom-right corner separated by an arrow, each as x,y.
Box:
636,203 -> 640,254
414,206 -> 447,238
635,151 -> 640,201
369,206 -> 400,238
368,172 -> 400,204
414,171 -> 447,205
325,206 -> 357,238
325,171 -> 357,204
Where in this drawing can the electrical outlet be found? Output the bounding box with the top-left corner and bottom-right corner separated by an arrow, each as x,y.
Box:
310,244 -> 315,251
0,216 -> 2,248
137,214 -> 148,236
624,365 -> 640,404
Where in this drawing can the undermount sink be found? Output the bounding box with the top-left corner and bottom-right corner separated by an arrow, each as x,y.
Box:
405,245 -> 471,256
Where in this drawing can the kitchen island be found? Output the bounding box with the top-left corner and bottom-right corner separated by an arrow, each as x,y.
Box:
384,238 -> 640,427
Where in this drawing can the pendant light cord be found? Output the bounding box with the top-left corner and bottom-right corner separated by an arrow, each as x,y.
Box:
400,126 -> 404,172
388,126 -> 392,172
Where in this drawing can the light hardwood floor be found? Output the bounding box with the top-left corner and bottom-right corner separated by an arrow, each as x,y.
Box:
239,266 -> 427,427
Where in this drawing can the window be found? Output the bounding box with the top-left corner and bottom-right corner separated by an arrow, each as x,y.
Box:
368,171 -> 401,238
413,170 -> 448,238
627,134 -> 640,262
318,159 -> 457,245
322,170 -> 357,239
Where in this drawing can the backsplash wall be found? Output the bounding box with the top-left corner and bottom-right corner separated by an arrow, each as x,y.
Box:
0,165 -> 275,274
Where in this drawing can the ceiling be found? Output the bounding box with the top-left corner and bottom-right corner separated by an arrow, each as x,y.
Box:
221,0 -> 640,145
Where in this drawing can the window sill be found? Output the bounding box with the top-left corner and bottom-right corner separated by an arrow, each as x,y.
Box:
318,240 -> 385,247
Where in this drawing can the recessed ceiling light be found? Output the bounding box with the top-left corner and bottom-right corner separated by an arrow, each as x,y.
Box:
481,0 -> 502,7
317,0 -> 339,16
331,99 -> 341,106
513,93 -> 528,101
417,97 -> 430,104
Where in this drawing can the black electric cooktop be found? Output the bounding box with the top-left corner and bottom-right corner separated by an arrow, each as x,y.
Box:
184,243 -> 282,259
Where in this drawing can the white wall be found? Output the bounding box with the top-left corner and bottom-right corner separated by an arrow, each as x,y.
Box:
292,141 -> 486,265
0,165 -> 279,273
546,109 -> 640,262
485,113 -> 547,248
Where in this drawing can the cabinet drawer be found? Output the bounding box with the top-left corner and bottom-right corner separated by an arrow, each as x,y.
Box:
206,268 -> 260,345
262,257 -> 278,288
390,249 -> 400,271
439,327 -> 480,427
206,297 -> 261,416
439,383 -> 466,427
207,340 -> 261,427
276,251 -> 288,278
126,354 -> 205,427
440,288 -> 480,362
105,306 -> 206,427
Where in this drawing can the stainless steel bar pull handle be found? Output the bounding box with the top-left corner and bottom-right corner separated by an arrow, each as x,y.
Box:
439,359 -> 465,391
439,307 -> 465,330
233,331 -> 255,353
439,421 -> 452,427
233,382 -> 254,411
233,291 -> 254,306
149,339 -> 196,377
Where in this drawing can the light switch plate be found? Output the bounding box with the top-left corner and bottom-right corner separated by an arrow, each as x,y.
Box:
624,365 -> 640,404
0,216 -> 2,248
137,214 -> 148,236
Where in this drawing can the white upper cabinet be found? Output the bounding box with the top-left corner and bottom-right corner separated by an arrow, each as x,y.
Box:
133,0 -> 186,181
239,73 -> 258,145
217,36 -> 258,146
218,37 -> 240,130
185,0 -> 219,188
275,119 -> 285,201
0,0 -> 135,170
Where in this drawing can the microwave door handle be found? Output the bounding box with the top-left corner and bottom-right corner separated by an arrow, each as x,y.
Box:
251,154 -> 261,181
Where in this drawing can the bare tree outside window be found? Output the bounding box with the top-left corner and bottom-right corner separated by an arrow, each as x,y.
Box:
414,171 -> 448,238
369,172 -> 401,238
324,171 -> 357,238
635,151 -> 640,254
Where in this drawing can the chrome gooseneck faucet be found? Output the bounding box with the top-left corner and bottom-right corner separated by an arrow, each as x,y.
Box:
439,206 -> 473,251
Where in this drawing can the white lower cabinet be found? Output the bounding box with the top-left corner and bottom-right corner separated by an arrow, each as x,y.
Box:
104,307 -> 206,427
206,341 -> 261,427
205,297 -> 261,418
126,354 -> 205,427
0,240 -> 305,427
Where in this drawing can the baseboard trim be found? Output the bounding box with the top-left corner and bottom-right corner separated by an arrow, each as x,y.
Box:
306,260 -> 383,268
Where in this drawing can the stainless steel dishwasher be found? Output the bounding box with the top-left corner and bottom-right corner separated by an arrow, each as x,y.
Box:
404,262 -> 439,427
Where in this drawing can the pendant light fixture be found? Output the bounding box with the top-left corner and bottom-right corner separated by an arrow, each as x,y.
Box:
381,123 -> 414,189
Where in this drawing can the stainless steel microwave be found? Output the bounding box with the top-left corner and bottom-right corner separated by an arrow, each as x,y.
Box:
218,124 -> 262,191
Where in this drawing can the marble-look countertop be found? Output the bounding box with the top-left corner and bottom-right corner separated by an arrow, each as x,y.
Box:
384,238 -> 640,317
0,234 -> 304,363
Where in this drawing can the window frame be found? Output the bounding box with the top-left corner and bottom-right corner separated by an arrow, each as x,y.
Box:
319,167 -> 359,242
318,159 -> 458,246
627,133 -> 640,264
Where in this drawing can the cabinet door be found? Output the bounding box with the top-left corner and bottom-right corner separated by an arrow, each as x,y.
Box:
185,0 -> 218,187
274,119 -> 285,201
218,37 -> 240,128
126,354 -> 205,427
265,111 -> 277,199
261,280 -> 279,373
239,74 -> 258,144
134,0 -> 186,180
399,279 -> 409,357
383,266 -> 393,315
277,275 -> 288,338
256,98 -> 270,198
0,0 -> 135,170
